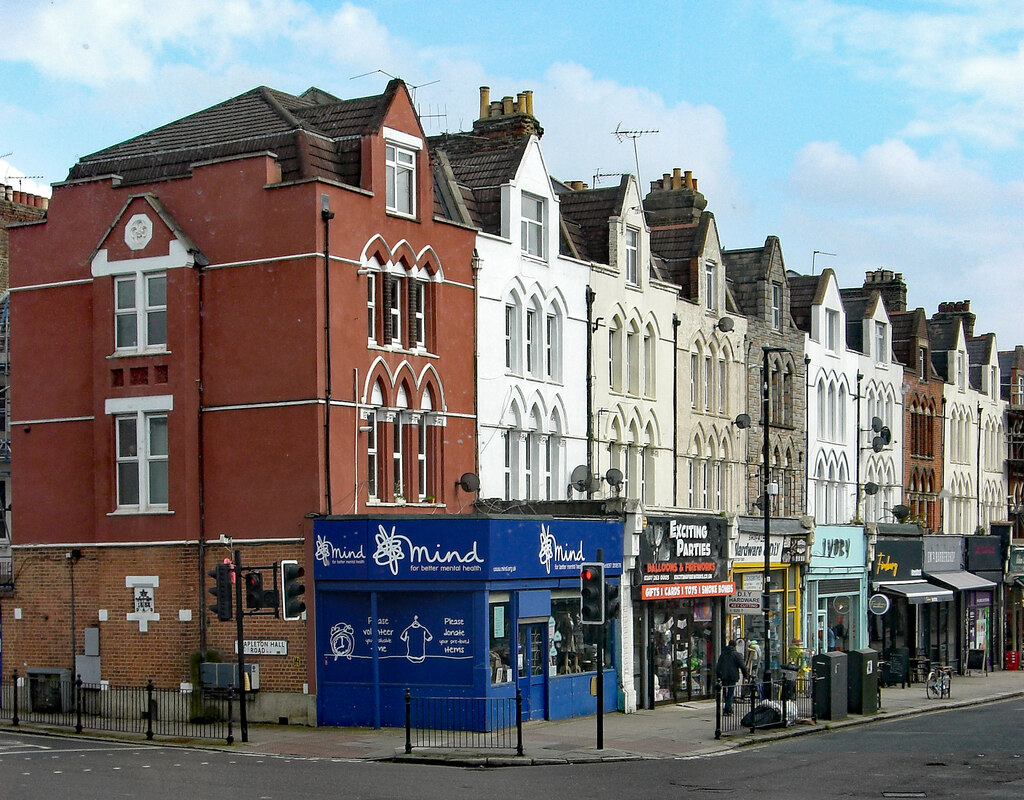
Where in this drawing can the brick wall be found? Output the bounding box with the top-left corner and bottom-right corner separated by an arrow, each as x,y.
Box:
0,189 -> 47,293
0,541 -> 308,692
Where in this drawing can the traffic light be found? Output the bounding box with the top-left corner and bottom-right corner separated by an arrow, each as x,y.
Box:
580,562 -> 604,625
281,560 -> 306,620
208,562 -> 233,621
244,571 -> 264,609
604,579 -> 620,622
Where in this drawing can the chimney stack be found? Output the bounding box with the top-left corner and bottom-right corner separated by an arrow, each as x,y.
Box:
863,268 -> 907,313
644,167 -> 707,226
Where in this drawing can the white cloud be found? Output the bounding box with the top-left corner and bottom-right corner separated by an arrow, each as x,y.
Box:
790,138 -> 994,208
771,0 -> 1024,148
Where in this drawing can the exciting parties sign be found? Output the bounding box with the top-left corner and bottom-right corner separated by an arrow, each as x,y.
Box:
313,517 -> 623,582
638,515 -> 731,599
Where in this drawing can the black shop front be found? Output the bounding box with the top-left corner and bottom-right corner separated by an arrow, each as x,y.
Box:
633,514 -> 732,707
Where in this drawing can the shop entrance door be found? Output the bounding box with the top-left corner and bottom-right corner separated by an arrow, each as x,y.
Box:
517,622 -> 546,720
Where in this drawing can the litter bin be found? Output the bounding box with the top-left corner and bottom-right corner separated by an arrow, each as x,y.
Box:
780,663 -> 799,701
848,648 -> 879,714
812,651 -> 847,721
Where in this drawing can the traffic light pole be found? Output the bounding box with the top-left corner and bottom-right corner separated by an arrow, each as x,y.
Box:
233,549 -> 248,743
596,547 -> 603,751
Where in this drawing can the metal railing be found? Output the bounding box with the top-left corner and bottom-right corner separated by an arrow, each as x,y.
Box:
0,556 -> 12,590
715,675 -> 816,738
0,672 -> 236,743
404,689 -> 523,755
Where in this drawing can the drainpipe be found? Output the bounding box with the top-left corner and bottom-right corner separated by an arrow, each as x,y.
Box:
322,195 -> 335,514
586,286 -> 595,494
194,249 -> 210,659
855,372 -> 863,521
472,251 -> 482,485
977,402 -> 983,530
672,314 -> 680,507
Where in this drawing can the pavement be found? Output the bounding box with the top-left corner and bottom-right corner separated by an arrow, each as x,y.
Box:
5,669 -> 1023,766
229,667 -> 1024,766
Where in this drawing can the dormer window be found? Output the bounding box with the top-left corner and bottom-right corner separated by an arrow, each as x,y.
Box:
875,321 -> 887,363
919,346 -> 927,379
771,284 -> 782,330
957,352 -> 965,390
521,193 -> 545,259
625,228 -> 639,285
825,309 -> 840,352
706,263 -> 717,312
385,143 -> 416,216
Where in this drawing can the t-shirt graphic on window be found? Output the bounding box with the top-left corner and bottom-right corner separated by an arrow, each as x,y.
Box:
400,615 -> 433,663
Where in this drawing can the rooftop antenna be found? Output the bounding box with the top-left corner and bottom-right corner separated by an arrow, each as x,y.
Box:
812,250 -> 836,275
417,103 -> 449,134
613,123 -> 659,195
592,170 -> 624,188
349,69 -> 439,103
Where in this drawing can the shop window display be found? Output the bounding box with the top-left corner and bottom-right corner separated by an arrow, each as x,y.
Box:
650,600 -> 713,702
489,599 -> 512,684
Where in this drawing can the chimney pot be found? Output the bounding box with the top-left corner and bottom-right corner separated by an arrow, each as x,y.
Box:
683,169 -> 693,189
524,90 -> 534,116
672,167 -> 682,190
692,178 -> 698,191
502,96 -> 514,115
479,86 -> 490,120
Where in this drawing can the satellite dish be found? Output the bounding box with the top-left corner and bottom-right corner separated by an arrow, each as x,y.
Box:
570,465 -> 591,493
605,468 -> 624,488
872,436 -> 885,452
880,427 -> 892,445
871,416 -> 884,433
753,494 -> 765,511
717,317 -> 734,333
734,413 -> 752,430
832,596 -> 851,614
864,481 -> 879,496
892,504 -> 911,522
456,472 -> 480,493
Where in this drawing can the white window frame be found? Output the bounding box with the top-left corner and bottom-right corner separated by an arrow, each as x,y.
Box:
875,321 -> 887,363
392,415 -> 405,499
771,284 -> 782,331
106,395 -> 172,514
521,193 -> 545,259
526,307 -> 538,376
545,312 -> 561,381
385,142 -> 416,217
625,228 -> 639,285
367,410 -> 378,500
367,274 -> 377,343
706,263 -> 717,312
411,279 -> 426,350
826,309 -> 840,352
115,271 -> 167,353
417,416 -> 428,501
388,276 -> 403,347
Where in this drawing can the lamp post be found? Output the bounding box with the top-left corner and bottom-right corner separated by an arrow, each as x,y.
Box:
761,345 -> 789,692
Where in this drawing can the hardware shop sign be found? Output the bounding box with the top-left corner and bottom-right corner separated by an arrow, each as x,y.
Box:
639,515 -> 728,598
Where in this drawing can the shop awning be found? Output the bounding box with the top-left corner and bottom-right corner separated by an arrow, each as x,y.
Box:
925,571 -> 996,592
876,580 -> 953,605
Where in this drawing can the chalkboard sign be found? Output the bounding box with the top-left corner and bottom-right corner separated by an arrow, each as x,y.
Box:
967,649 -> 985,671
882,648 -> 908,686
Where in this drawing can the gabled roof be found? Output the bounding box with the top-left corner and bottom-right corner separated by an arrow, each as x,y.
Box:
889,307 -> 929,371
67,81 -> 408,187
927,317 -> 961,353
967,333 -> 996,391
558,178 -> 628,264
786,270 -> 830,334
722,236 -> 787,318
840,289 -> 869,353
428,134 -> 532,235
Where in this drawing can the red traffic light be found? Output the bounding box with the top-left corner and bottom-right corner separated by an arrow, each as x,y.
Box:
581,567 -> 594,581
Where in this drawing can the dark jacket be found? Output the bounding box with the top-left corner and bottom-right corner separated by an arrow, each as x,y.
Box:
715,645 -> 748,685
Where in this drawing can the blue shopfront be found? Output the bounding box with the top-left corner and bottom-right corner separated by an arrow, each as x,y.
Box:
313,516 -> 623,727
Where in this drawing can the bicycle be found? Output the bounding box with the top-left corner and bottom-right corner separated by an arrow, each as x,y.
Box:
925,664 -> 952,699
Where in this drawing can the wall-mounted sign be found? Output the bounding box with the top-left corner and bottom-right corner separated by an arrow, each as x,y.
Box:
868,593 -> 891,616
871,539 -> 923,581
236,639 -> 288,656
313,517 -> 623,582
638,516 -> 728,599
726,589 -> 762,615
640,581 -> 735,600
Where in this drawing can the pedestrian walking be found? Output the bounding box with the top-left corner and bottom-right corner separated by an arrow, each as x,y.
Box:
716,639 -> 749,716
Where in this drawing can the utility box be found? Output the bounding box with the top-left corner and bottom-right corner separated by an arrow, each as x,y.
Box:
200,662 -> 260,691
848,648 -> 879,714
812,651 -> 847,721
26,667 -> 71,713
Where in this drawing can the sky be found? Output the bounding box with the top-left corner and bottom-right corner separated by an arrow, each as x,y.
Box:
2,0 -> 1022,347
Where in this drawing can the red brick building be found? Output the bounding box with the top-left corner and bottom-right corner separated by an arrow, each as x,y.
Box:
5,80 -> 477,721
